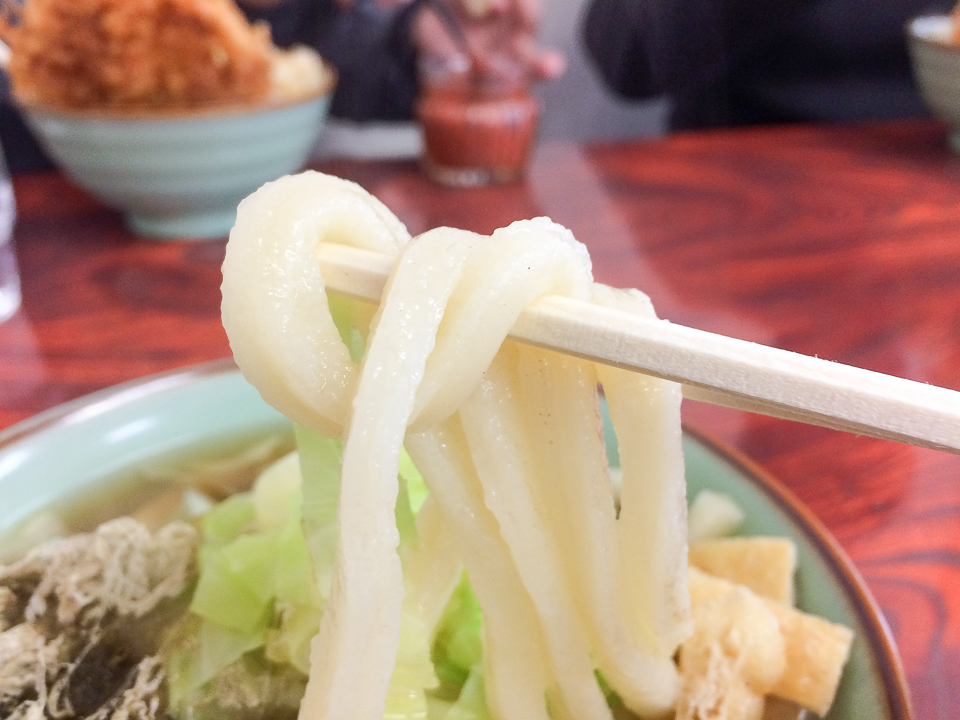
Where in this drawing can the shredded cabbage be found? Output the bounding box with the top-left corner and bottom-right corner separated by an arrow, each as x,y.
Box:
169,432 -> 464,720
443,664 -> 493,720
431,574 -> 483,688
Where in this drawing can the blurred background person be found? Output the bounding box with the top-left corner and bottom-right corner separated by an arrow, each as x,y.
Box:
581,0 -> 955,130
1,0 -> 561,172
243,0 -> 563,158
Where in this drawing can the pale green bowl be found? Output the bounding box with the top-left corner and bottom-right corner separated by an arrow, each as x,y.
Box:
22,91 -> 333,240
907,16 -> 960,153
0,360 -> 911,719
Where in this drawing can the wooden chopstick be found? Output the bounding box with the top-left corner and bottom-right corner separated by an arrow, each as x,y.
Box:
317,243 -> 960,455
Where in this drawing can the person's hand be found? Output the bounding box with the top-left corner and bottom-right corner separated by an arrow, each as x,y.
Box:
411,0 -> 565,84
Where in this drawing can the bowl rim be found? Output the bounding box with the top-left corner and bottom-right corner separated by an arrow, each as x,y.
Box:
15,65 -> 338,123
0,360 -> 240,448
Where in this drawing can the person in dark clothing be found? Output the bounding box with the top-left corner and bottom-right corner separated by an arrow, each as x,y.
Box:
581,0 -> 954,130
1,0 -> 421,172
241,0 -> 423,121
0,74 -> 50,173
245,0 -> 562,119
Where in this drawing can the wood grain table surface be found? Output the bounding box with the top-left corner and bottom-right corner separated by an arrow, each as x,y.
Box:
1,118 -> 959,719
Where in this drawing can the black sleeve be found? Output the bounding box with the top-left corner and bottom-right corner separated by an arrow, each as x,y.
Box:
313,0 -> 421,121
581,0 -> 660,100
244,0 -> 421,121
0,74 -> 53,174
580,0 -> 791,126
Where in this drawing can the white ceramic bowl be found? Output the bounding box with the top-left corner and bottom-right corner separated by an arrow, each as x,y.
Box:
907,15 -> 960,152
21,84 -> 334,240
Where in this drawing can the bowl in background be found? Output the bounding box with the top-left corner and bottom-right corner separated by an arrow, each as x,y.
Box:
21,83 -> 334,240
907,15 -> 960,152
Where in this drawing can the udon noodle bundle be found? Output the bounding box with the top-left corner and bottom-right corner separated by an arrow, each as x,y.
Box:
221,172 -> 691,720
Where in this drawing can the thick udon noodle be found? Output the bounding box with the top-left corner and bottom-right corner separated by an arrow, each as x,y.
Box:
220,172 -> 690,720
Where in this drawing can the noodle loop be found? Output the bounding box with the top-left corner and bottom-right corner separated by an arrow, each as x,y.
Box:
220,173 -> 691,720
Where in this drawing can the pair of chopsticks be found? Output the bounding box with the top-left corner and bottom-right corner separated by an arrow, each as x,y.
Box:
317,243 -> 960,455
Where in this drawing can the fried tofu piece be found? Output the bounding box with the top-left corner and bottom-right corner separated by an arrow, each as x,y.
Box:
766,600 -> 854,716
676,582 -> 785,720
688,567 -> 853,717
688,537 -> 797,605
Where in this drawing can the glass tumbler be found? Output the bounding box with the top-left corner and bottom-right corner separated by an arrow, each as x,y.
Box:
416,55 -> 540,187
0,145 -> 19,323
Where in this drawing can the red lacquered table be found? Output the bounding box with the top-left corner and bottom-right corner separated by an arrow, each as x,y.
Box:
1,119 -> 959,719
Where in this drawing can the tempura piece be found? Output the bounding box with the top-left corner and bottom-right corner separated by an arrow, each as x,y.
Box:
2,517 -> 196,626
0,519 -> 197,720
4,0 -> 274,109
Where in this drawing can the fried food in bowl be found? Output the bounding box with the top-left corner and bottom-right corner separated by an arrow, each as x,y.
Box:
0,0 -> 337,239
2,0 -> 332,110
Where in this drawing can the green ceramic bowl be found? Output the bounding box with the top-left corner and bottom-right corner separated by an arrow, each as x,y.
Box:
907,15 -> 960,153
21,88 -> 333,240
0,359 -> 911,719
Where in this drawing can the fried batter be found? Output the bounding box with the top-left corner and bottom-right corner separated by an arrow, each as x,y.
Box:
2,0 -> 275,110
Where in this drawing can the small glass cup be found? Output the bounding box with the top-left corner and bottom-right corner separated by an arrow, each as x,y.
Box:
416,55 -> 540,187
0,145 -> 19,324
